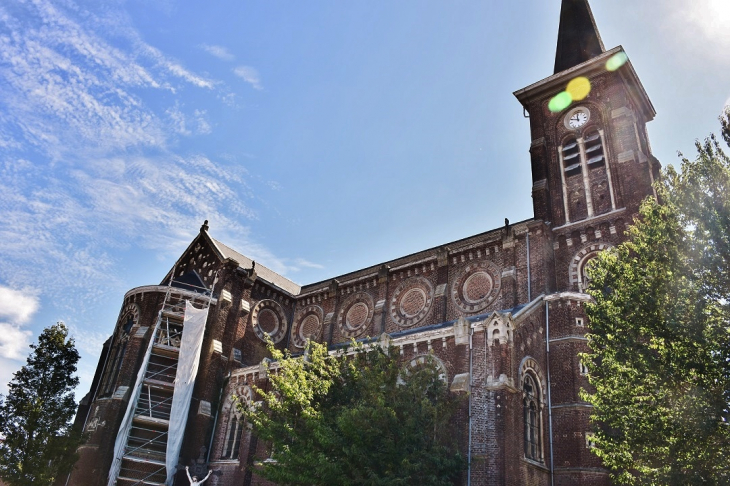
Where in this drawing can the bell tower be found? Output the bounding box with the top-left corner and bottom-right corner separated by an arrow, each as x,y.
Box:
515,0 -> 660,269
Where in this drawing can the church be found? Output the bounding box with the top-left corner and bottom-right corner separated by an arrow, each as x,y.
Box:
68,1 -> 660,484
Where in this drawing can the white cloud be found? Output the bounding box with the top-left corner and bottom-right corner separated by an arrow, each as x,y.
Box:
0,286 -> 40,325
0,323 -> 33,361
201,44 -> 234,61
0,286 -> 39,360
234,66 -> 263,90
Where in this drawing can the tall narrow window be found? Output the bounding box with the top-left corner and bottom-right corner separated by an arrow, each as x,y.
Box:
583,130 -> 605,168
222,414 -> 244,459
523,374 -> 542,461
99,311 -> 136,397
562,138 -> 581,177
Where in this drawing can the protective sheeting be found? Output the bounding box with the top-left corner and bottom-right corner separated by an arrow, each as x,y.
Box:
165,301 -> 209,485
107,320 -> 161,486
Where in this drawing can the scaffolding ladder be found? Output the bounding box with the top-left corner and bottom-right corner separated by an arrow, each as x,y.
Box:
113,277 -> 214,486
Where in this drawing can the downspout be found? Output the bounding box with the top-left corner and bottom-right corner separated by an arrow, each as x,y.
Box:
526,233 -> 531,302
466,324 -> 474,486
545,300 -> 555,486
207,372 -> 231,463
467,323 -> 474,486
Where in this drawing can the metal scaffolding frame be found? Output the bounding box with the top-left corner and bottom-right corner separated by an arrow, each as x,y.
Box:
110,272 -> 215,486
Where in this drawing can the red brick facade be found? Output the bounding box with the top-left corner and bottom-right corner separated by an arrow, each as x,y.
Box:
67,2 -> 659,484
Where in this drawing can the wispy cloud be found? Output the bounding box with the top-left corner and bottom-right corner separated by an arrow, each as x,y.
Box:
234,65 -> 263,90
0,0 -> 217,159
0,286 -> 39,360
0,0 -> 280,318
201,44 -> 235,61
0,0 -> 311,400
293,258 -> 325,270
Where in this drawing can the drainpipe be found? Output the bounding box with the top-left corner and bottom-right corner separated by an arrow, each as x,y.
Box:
545,301 -> 554,486
526,233 -> 531,302
467,323 -> 474,486
207,372 -> 231,463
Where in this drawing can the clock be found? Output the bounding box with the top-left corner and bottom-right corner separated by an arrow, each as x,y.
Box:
565,107 -> 590,130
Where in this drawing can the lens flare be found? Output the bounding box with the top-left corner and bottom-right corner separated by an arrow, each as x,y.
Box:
606,52 -> 628,71
566,77 -> 591,101
549,91 -> 572,112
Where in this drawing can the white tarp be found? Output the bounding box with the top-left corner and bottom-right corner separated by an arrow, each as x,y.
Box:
107,320 -> 160,486
165,301 -> 209,485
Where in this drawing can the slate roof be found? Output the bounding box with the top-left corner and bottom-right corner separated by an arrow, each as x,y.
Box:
554,0 -> 605,74
210,237 -> 302,296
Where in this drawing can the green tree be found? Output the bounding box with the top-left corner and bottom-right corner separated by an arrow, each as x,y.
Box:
241,340 -> 465,485
582,113 -> 730,485
0,322 -> 84,486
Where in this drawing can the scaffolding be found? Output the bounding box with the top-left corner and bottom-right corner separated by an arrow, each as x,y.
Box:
110,275 -> 215,486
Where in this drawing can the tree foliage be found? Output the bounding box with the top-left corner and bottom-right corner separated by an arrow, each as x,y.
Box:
583,113 -> 730,485
0,322 -> 84,486
241,340 -> 465,485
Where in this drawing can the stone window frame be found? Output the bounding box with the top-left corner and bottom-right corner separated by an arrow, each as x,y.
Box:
579,359 -> 589,376
98,309 -> 137,397
218,385 -> 253,461
519,357 -> 546,464
557,122 -> 616,224
569,243 -> 613,293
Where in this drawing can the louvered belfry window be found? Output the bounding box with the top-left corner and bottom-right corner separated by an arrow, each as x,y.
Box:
584,130 -> 605,168
562,138 -> 581,177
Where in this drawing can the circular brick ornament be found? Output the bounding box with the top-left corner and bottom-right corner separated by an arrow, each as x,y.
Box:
337,292 -> 374,338
251,299 -> 288,344
451,261 -> 501,313
390,277 -> 434,328
463,272 -> 493,303
291,305 -> 324,349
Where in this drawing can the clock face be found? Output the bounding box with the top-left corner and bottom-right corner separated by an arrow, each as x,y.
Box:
566,109 -> 589,129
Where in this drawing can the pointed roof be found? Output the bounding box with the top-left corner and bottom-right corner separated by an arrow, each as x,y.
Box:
554,0 -> 605,74
210,237 -> 302,295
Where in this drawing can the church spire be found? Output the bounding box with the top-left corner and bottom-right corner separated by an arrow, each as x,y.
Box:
554,0 -> 605,74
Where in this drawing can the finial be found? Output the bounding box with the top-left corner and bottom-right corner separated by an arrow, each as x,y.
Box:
200,220 -> 209,233
505,218 -> 510,227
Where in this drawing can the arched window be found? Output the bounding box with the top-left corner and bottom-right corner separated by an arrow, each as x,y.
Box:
578,253 -> 601,293
523,373 -> 542,462
219,385 -> 253,460
99,314 -> 134,397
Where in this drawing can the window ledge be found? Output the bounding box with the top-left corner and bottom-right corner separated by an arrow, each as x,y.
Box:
522,457 -> 549,471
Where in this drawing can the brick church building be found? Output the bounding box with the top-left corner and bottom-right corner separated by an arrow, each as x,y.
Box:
68,1 -> 660,484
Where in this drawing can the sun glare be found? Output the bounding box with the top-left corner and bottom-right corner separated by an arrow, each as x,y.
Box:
682,0 -> 730,44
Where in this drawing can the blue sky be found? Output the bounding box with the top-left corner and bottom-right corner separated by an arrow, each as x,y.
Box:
0,0 -> 729,398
